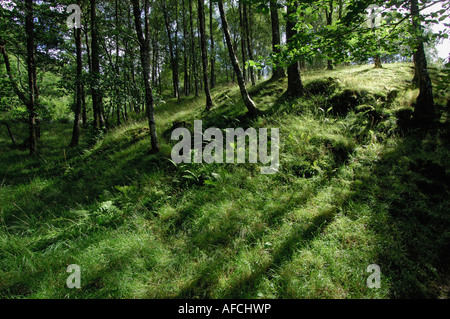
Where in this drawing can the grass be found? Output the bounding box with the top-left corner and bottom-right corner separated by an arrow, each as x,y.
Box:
0,63 -> 449,299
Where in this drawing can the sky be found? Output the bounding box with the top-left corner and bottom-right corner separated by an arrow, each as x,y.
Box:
423,2 -> 450,61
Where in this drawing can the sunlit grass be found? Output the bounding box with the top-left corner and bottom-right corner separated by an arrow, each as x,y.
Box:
0,63 -> 449,299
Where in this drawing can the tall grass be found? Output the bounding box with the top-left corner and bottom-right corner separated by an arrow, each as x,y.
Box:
0,63 -> 449,299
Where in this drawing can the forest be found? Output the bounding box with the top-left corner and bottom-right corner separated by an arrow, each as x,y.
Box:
0,0 -> 449,300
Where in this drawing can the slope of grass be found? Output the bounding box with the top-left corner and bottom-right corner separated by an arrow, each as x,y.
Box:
0,63 -> 449,299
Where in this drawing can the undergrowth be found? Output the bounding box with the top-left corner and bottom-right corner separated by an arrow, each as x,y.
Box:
0,63 -> 449,299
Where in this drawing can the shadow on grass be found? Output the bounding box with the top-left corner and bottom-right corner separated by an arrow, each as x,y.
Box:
221,207 -> 336,299
348,121 -> 450,298
170,170 -> 348,299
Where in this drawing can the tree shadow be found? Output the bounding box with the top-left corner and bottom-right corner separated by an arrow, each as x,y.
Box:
170,164 -> 351,299
348,121 -> 450,298
221,207 -> 337,299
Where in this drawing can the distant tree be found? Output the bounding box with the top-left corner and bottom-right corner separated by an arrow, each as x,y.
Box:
131,0 -> 160,152
243,3 -> 256,86
198,0 -> 214,111
270,0 -> 286,80
324,0 -> 334,70
210,0 -> 216,89
90,0 -> 105,132
189,0 -> 199,97
70,0 -> 83,147
286,1 -> 304,97
218,0 -> 259,115
162,0 -> 180,100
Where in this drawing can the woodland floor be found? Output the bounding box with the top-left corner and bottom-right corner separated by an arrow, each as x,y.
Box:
0,63 -> 449,299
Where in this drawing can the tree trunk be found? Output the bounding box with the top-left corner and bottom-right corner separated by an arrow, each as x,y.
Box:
286,2 -> 304,97
239,1 -> 247,84
1,122 -> 17,145
189,0 -> 199,97
198,0 -> 213,111
174,1 -> 181,100
182,0 -> 189,96
163,0 -> 180,100
115,0 -> 121,126
218,0 -> 258,115
0,42 -> 28,107
210,0 -> 216,89
132,0 -> 160,153
325,1 -> 334,70
25,0 -> 37,155
373,56 -> 382,69
270,0 -> 285,81
244,4 -> 256,86
70,9 -> 83,147
370,8 -> 383,69
82,83 -> 87,128
410,0 -> 435,125
90,0 -> 105,131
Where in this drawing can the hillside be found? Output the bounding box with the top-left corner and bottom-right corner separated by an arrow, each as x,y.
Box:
0,63 -> 449,299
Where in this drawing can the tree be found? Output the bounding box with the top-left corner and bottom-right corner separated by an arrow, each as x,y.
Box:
182,0 -> 189,96
162,0 -> 180,100
243,3 -> 256,86
218,0 -> 259,115
131,0 -> 160,153
210,0 -> 216,89
286,1 -> 304,97
270,0 -> 286,80
69,0 -> 83,147
238,1 -> 248,84
189,0 -> 199,97
90,0 -> 105,132
25,0 -> 38,154
198,0 -> 214,111
368,5 -> 383,69
410,0 -> 435,126
325,0 -> 334,70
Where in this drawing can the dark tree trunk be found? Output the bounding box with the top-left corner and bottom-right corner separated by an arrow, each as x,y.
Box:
70,9 -> 83,147
1,121 -> 17,145
412,51 -> 419,88
115,0 -> 122,126
182,0 -> 189,96
270,0 -> 285,81
90,0 -> 105,131
410,0 -> 435,125
174,1 -> 181,100
218,0 -> 258,115
325,1 -> 334,70
189,0 -> 199,97
210,0 -> 216,89
373,56 -> 382,69
25,0 -> 37,155
286,2 -> 304,97
0,37 -> 39,148
198,0 -> 213,111
81,83 -> 87,128
197,11 -> 203,92
132,0 -> 160,152
239,1 -> 247,84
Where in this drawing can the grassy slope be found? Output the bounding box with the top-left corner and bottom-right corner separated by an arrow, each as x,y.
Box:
0,63 -> 449,299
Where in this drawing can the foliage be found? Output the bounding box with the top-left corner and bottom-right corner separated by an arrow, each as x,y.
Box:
1,64 -> 449,299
